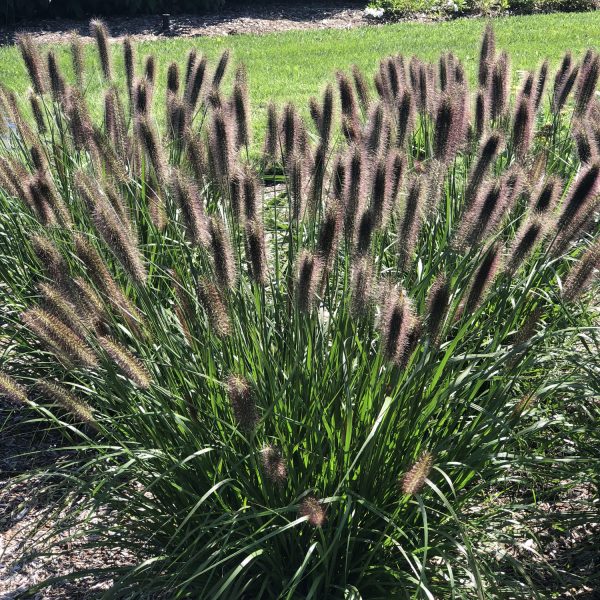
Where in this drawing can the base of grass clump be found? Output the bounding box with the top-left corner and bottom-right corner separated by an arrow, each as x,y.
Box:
0,17 -> 599,600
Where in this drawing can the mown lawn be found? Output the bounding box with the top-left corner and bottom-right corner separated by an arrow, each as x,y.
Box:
1,11 -> 600,134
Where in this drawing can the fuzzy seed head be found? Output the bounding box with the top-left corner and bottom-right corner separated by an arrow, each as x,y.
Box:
299,496 -> 326,527
197,278 -> 231,337
260,445 -> 287,484
401,451 -> 434,496
0,372 -> 28,405
226,375 -> 258,431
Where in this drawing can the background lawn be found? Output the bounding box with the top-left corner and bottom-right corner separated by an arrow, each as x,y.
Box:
2,11 -> 600,137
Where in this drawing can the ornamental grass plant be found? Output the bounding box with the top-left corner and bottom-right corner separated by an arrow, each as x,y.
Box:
0,22 -> 599,599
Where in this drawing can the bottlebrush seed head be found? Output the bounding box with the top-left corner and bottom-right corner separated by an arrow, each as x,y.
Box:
289,152 -> 306,220
465,132 -> 503,206
574,51 -> 600,117
172,171 -> 208,246
309,96 -> 322,131
478,23 -> 496,88
426,274 -> 450,342
297,250 -> 322,313
401,451 -> 434,496
264,101 -> 279,161
465,244 -> 501,312
243,168 -> 261,222
532,176 -> 561,214
245,220 -> 267,285
562,240 -> 600,302
260,445 -> 287,484
573,123 -> 594,164
232,66 -> 251,149
144,54 -> 156,88
167,62 -> 180,95
320,83 -> 334,150
31,235 -> 68,283
316,201 -> 341,267
208,109 -> 233,182
0,372 -> 28,405
185,49 -> 197,86
134,78 -> 150,116
553,64 -> 580,114
299,496 -> 326,527
350,257 -> 374,317
370,158 -> 388,229
39,282 -> 89,339
386,150 -> 405,213
123,36 -> 135,101
186,56 -> 207,114
365,102 -> 386,156
70,33 -> 85,89
380,287 -> 411,365
398,176 -> 424,271
29,92 -> 46,134
198,278 -> 231,337
433,94 -> 459,164
489,52 -> 510,120
226,374 -> 258,431
35,380 -> 97,428
47,51 -> 66,101
212,49 -> 231,89
512,97 -> 533,158
556,162 -> 600,232
337,71 -> 359,122
98,336 -> 151,389
506,218 -> 545,274
90,20 -> 112,82
352,64 -> 371,112
533,60 -> 549,112
65,87 -> 94,151
396,90 -> 415,148
208,217 -> 237,291
16,34 -> 46,95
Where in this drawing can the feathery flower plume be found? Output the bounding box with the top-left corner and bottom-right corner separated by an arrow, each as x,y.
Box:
396,90 -> 415,148
533,59 -> 549,112
208,217 -> 237,291
532,176 -> 561,214
562,240 -> 600,301
296,250 -> 322,313
0,372 -> 28,405
212,49 -> 230,89
320,83 -> 334,151
70,33 -> 85,89
16,34 -> 46,95
185,129 -> 206,186
90,20 -> 112,82
289,152 -> 306,220
350,257 -> 374,317
553,63 -> 580,114
282,102 -> 300,160
144,54 -> 156,89
352,64 -> 371,113
72,276 -> 106,326
28,92 -> 46,134
243,168 -> 260,222
478,23 -> 496,88
475,89 -> 487,141
489,52 -> 510,120
137,118 -> 167,182
147,185 -> 167,233
134,78 -> 150,116
552,52 -> 572,105
356,209 -> 375,255
197,278 -> 231,337
386,151 -> 405,214
245,220 -> 267,285
309,96 -> 322,131
433,94 -> 462,164
21,307 -> 98,369
208,108 -> 233,182
34,171 -> 73,226
370,158 -> 388,229
74,234 -> 143,332
343,145 -> 367,241
76,173 -> 146,284
98,336 -> 151,389
226,375 -> 258,431
331,153 -> 346,201
299,496 -> 326,527
39,282 -> 89,339
186,55 -> 207,115
573,123 -> 594,164
172,171 -> 207,246
365,102 -> 386,156
397,177 -> 424,271
501,167 -> 525,213
167,61 -> 180,95
426,274 -> 450,342
28,177 -> 56,226
337,71 -> 359,124
35,380 -> 96,428
512,96 -> 533,158
264,102 -> 279,161
465,132 -> 503,206
47,51 -> 66,101
379,286 -> 412,365
185,49 -> 197,86
65,87 -> 94,151
232,65 -> 250,149
260,445 -> 287,484
119,38 -> 134,104
401,451 -> 434,496
574,51 -> 600,117
167,94 -> 187,142
31,235 -> 68,284
316,201 -> 341,268
465,244 -> 501,313
506,217 -> 545,274
556,162 -> 600,233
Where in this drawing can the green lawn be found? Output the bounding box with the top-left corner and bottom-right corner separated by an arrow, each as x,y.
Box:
1,11 -> 599,134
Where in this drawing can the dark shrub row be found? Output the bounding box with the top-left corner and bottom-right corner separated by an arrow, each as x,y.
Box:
2,0 -> 224,22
